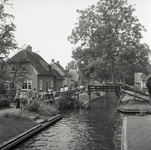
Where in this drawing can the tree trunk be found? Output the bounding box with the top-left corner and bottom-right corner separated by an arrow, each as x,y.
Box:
111,60 -> 116,85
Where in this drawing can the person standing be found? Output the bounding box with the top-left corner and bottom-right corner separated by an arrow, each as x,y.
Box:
48,87 -> 52,100
15,89 -> 21,109
64,85 -> 68,92
32,88 -> 37,101
60,87 -> 64,92
146,76 -> 151,104
27,87 -> 32,104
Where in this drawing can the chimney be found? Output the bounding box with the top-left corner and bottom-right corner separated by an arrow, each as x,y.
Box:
57,61 -> 59,64
51,59 -> 54,63
26,45 -> 32,52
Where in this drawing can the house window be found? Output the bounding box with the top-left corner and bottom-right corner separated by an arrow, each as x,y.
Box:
11,66 -> 16,72
39,80 -> 43,91
51,80 -> 53,88
22,80 -> 32,90
22,66 -> 27,72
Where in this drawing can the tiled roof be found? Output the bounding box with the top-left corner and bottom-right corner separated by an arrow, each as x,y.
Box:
54,62 -> 68,76
8,49 -> 55,76
52,69 -> 64,80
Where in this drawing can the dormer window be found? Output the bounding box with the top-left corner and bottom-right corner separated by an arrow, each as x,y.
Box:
11,66 -> 16,72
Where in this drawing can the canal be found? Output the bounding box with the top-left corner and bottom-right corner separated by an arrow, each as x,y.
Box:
13,93 -> 123,150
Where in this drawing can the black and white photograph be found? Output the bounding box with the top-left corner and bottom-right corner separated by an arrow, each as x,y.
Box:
0,0 -> 151,149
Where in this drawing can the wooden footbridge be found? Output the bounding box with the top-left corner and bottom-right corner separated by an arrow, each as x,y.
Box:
88,83 -> 149,103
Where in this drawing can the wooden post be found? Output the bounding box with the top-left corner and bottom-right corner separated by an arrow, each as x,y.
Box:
133,88 -> 136,100
103,86 -> 107,107
118,91 -> 123,106
76,92 -> 80,107
86,85 -> 91,109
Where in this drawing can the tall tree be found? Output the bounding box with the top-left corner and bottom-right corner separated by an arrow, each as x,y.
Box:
65,60 -> 78,70
68,0 -> 151,85
0,0 -> 17,56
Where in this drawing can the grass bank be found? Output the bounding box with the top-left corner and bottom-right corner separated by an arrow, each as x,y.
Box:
0,101 -> 59,146
0,113 -> 38,145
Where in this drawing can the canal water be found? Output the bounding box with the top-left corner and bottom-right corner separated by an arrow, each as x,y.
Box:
13,93 -> 123,150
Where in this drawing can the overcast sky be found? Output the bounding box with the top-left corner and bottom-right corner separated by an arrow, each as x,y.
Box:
7,0 -> 151,68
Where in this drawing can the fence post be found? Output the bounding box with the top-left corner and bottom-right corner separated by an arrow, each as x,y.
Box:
87,85 -> 91,108
133,88 -> 136,100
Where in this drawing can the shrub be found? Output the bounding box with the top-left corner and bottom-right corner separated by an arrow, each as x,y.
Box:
59,90 -> 76,109
27,101 -> 40,112
0,97 -> 10,108
6,90 -> 16,102
38,103 -> 58,116
0,83 -> 7,95
26,101 -> 58,116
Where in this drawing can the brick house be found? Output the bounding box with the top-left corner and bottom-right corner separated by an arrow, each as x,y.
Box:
5,46 -> 64,93
50,59 -> 71,89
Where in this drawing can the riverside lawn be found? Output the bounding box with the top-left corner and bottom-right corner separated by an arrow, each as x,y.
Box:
0,113 -> 38,145
0,101 -> 58,145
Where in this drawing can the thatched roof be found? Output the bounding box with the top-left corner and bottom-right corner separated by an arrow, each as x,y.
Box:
8,49 -> 55,76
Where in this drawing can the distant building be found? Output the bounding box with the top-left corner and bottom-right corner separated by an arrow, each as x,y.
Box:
134,73 -> 150,89
49,59 -> 72,88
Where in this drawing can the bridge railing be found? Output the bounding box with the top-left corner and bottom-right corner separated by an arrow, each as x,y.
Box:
118,82 -> 149,96
88,85 -> 121,92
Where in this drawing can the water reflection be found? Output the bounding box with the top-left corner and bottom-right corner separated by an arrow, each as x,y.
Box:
13,93 -> 122,150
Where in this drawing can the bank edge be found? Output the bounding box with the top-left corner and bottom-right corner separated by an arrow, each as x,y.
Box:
0,114 -> 62,150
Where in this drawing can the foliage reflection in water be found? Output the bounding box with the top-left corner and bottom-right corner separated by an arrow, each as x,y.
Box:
13,93 -> 122,150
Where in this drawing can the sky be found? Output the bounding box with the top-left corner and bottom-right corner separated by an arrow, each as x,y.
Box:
6,0 -> 151,68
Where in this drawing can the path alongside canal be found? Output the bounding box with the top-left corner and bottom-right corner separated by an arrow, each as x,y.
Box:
120,93 -> 151,150
122,115 -> 151,150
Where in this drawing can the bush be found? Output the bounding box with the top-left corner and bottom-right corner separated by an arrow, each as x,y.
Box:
38,103 -> 57,116
59,90 -> 76,109
0,97 -> 10,108
27,101 -> 40,112
6,90 -> 16,102
26,101 -> 58,116
0,83 -> 7,95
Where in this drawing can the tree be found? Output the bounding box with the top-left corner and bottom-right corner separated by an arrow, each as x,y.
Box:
7,59 -> 31,89
0,0 -> 17,96
68,0 -> 151,85
0,0 -> 17,56
65,60 -> 78,70
4,46 -> 33,89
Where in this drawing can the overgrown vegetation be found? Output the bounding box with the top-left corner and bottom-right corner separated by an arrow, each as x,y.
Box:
27,101 -> 58,117
59,90 -> 80,109
0,98 -> 10,108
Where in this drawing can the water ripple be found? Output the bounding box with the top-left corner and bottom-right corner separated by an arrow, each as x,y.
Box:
13,95 -> 122,150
